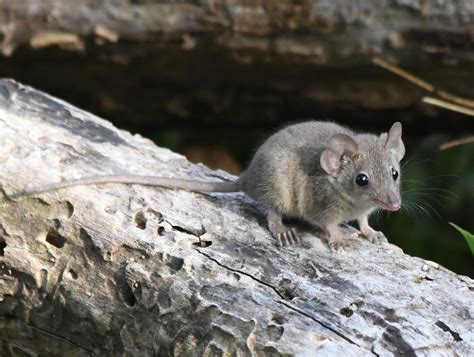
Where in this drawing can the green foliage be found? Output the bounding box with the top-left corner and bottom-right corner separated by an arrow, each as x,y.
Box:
449,223 -> 474,255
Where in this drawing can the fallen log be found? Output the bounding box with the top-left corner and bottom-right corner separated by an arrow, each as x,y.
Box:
1,0 -> 473,64
0,80 -> 472,356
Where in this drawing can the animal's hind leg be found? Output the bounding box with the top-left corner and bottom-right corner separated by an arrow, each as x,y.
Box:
267,210 -> 300,247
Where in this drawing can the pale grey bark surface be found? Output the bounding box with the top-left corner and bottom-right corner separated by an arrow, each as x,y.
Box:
0,79 -> 473,356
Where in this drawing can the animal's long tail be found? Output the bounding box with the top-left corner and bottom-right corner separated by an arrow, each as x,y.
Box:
11,175 -> 240,198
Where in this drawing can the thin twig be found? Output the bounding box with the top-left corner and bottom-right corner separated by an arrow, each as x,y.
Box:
372,57 -> 433,91
423,97 -> 474,117
372,57 -> 474,109
439,136 -> 474,150
436,89 -> 474,109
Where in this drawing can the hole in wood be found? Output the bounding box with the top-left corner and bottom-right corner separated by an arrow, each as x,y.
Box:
157,226 -> 165,236
340,307 -> 353,317
271,314 -> 285,325
192,240 -> 212,248
281,288 -> 295,300
278,278 -> 298,300
435,320 -> 462,341
119,283 -> 136,307
64,201 -> 74,218
168,256 -> 184,271
45,231 -> 66,248
0,237 -> 6,256
68,269 -> 78,280
267,325 -> 284,341
134,211 -> 147,230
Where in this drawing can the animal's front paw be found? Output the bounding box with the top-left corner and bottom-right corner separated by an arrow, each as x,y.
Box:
362,229 -> 388,245
276,228 -> 300,247
328,238 -> 350,252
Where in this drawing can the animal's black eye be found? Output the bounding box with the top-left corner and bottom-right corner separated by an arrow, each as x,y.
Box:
391,167 -> 399,181
356,173 -> 369,186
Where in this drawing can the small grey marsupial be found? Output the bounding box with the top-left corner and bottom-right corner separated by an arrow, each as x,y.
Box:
13,121 -> 405,251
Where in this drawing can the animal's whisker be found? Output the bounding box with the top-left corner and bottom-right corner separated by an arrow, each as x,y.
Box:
401,202 -> 421,219
402,188 -> 458,200
402,192 -> 456,202
401,202 -> 417,218
401,157 -> 434,170
419,200 -> 442,219
402,200 -> 439,220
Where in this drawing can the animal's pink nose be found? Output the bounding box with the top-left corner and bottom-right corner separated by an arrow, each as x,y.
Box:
388,202 -> 401,211
375,196 -> 401,211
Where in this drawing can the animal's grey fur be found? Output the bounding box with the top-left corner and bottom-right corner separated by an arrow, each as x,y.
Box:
13,121 -> 405,250
239,121 -> 404,249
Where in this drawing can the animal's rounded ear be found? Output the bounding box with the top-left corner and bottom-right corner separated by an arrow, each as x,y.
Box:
320,133 -> 358,176
385,122 -> 405,161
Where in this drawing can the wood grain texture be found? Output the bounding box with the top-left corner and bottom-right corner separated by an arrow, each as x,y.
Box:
1,0 -> 473,63
0,80 -> 472,356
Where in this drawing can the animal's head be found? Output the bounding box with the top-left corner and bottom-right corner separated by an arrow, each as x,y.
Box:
320,122 -> 405,211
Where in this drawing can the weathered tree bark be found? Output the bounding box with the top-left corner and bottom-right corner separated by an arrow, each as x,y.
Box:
0,79 -> 473,356
0,1 -> 473,131
1,0 -> 473,63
